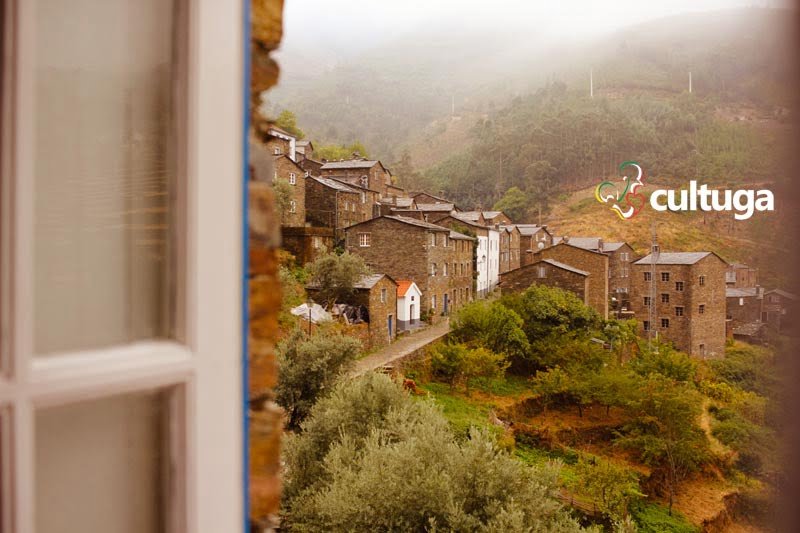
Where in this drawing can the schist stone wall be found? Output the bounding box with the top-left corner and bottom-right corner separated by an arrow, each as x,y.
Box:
630,254 -> 727,358
499,260 -> 589,303
248,0 -> 284,528
535,243 -> 609,318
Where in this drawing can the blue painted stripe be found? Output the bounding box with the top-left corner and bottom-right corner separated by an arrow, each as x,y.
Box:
241,0 -> 251,530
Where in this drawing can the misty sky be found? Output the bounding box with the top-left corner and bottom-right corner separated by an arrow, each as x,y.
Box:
279,0 -> 791,61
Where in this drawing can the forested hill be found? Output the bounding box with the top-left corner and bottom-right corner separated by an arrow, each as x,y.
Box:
416,7 -> 796,211
269,7 -> 795,212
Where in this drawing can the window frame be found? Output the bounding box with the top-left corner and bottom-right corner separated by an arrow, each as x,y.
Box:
358,232 -> 371,247
0,2 -> 245,531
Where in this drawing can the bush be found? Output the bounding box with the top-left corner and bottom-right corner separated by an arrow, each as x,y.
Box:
429,342 -> 508,393
450,300 -> 530,362
282,374 -> 585,532
275,329 -> 362,430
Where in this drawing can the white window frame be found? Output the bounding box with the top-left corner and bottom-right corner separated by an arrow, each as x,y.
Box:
289,172 -> 296,185
0,2 -> 245,532
289,200 -> 297,213
358,233 -> 371,247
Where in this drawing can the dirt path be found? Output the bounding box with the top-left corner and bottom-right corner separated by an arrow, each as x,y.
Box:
700,398 -> 729,456
351,319 -> 450,376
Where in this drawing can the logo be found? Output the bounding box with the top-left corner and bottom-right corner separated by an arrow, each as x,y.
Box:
595,161 -> 645,220
595,162 -> 775,221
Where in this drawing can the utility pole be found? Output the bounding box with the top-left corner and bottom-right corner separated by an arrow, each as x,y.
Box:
590,68 -> 594,99
689,71 -> 692,93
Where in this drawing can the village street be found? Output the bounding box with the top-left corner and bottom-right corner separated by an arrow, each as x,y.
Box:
351,319 -> 450,376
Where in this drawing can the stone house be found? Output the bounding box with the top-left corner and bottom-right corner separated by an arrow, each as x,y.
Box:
295,140 -> 314,162
481,211 -> 513,226
762,289 -> 797,333
393,203 -> 456,222
452,211 -> 486,225
307,273 -> 398,349
434,213 -> 498,297
329,178 -> 381,222
499,259 -> 589,303
377,196 -> 416,216
320,158 -> 394,198
344,216 -> 473,321
726,263 -> 759,288
631,251 -> 727,358
300,157 -> 324,177
397,280 -> 423,332
447,229 -> 477,312
272,155 -> 306,227
726,287 -> 764,326
603,242 -> 635,311
410,191 -> 454,206
280,226 -> 334,266
516,225 -> 553,265
535,241 -> 609,318
262,125 -> 296,160
305,176 -> 363,240
498,225 -> 522,274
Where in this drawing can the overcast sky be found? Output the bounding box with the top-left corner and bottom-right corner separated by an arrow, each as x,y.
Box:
279,0 -> 791,60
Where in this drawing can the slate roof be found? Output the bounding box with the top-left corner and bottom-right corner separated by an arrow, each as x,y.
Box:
456,211 -> 483,221
449,230 -> 475,241
481,211 -> 503,219
602,242 -> 626,252
765,289 -> 798,300
514,224 -> 547,237
566,237 -> 603,251
540,259 -> 590,276
353,273 -> 395,290
726,288 -> 759,298
416,203 -> 455,211
634,252 -> 716,265
309,175 -> 359,193
378,215 -> 449,231
321,159 -> 380,170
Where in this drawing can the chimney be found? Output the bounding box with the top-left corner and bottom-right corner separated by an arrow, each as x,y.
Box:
321,158 -> 328,163
756,285 -> 764,299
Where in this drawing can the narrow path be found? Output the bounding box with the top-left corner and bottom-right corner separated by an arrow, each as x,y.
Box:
351,319 -> 450,376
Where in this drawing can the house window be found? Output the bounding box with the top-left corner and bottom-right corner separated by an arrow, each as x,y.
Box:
273,147 -> 280,155
699,344 -> 706,356
431,295 -> 437,309
643,296 -> 651,306
351,202 -> 355,212
381,288 -> 387,303
643,320 -> 650,331
312,236 -> 322,249
739,297 -> 744,306
443,263 -> 448,276
358,233 -> 371,247
661,293 -> 669,303
699,304 -> 705,314
661,318 -> 670,328
431,263 -> 437,276
304,171 -> 310,178
289,200 -> 297,213
444,235 -> 449,247
289,172 -> 296,185
430,233 -> 436,246
644,272 -> 652,281
699,275 -> 706,286
360,175 -> 369,188
675,306 -> 684,316
361,192 -> 366,203
537,266 -> 546,278
661,272 -> 670,282
675,281 -> 684,291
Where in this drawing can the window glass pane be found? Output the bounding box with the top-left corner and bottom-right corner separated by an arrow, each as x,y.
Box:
33,0 -> 176,354
35,390 -> 167,533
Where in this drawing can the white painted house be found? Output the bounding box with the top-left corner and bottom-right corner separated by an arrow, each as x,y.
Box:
487,227 -> 500,292
397,280 -> 422,331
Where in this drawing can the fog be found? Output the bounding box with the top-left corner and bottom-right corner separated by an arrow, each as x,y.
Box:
278,0 -> 790,62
